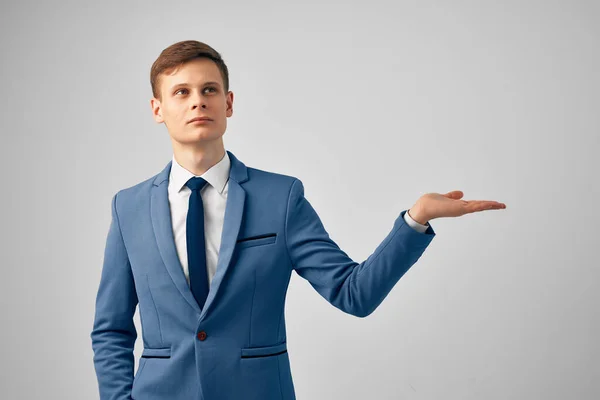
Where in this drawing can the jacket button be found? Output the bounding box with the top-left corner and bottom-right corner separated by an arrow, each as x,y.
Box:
197,331 -> 207,341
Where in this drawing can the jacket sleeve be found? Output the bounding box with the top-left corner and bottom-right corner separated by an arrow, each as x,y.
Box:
91,191 -> 138,399
284,178 -> 436,318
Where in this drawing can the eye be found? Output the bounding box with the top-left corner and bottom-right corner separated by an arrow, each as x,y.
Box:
174,87 -> 216,96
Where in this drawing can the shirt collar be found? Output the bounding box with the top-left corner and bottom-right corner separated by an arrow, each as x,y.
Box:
169,151 -> 231,195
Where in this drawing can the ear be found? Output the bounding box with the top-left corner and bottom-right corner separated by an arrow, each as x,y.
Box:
150,98 -> 164,123
226,91 -> 234,118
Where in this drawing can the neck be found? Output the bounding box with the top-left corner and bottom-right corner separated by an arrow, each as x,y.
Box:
172,138 -> 226,176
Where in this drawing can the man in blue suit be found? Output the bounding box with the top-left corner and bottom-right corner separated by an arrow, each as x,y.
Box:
91,40 -> 506,399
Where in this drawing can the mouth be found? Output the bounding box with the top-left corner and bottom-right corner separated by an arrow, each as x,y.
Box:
189,119 -> 212,125
188,117 -> 213,124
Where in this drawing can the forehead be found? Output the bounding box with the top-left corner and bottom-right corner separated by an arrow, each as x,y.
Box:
161,58 -> 223,88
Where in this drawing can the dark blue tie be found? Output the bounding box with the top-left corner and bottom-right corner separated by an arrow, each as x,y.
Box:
185,177 -> 209,310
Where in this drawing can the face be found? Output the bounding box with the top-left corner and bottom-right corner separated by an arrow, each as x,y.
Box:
150,58 -> 233,148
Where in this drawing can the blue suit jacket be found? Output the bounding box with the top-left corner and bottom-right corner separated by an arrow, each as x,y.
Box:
91,150 -> 436,399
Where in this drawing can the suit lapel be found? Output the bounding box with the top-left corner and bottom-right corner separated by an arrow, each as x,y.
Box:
151,175 -> 201,313
150,150 -> 249,318
200,176 -> 245,319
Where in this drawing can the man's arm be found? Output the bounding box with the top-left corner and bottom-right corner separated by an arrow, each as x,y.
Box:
284,179 -> 435,318
91,192 -> 138,399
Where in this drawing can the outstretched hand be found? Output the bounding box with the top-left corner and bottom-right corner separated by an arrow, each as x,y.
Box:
408,191 -> 507,225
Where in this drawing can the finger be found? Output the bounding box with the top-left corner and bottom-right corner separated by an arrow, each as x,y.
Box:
482,201 -> 506,209
465,201 -> 506,213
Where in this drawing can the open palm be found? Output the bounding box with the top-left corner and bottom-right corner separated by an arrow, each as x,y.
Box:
419,190 -> 506,220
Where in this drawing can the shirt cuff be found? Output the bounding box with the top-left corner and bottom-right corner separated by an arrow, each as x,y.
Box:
404,209 -> 429,233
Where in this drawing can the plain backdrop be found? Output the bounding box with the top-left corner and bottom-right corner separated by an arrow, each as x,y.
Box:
1,0 -> 598,399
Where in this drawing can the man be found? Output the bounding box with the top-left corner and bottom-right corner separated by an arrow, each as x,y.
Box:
91,40 -> 506,400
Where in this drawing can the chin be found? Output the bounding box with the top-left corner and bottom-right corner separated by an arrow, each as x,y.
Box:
181,131 -> 224,144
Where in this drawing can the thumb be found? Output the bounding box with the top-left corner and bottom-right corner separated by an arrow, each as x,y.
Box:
444,190 -> 464,199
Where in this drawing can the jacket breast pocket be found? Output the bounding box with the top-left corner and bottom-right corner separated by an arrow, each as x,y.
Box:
236,233 -> 277,249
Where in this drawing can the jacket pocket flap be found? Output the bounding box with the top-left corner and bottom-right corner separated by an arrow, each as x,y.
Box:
141,347 -> 171,358
241,341 -> 287,358
236,234 -> 277,249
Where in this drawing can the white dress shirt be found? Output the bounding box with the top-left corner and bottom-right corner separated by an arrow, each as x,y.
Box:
167,151 -> 429,288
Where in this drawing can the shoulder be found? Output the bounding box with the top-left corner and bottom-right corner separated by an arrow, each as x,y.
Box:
109,171 -> 158,213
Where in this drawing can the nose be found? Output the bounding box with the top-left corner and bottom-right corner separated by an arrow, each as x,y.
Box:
191,91 -> 207,109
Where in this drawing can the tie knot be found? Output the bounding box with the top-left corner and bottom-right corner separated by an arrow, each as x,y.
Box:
186,176 -> 208,191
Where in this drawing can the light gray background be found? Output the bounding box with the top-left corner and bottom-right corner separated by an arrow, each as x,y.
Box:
1,0 -> 598,399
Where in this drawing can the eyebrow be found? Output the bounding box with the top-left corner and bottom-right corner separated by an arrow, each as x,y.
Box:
170,81 -> 221,91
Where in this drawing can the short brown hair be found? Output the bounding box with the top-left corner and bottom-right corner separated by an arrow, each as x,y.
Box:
150,40 -> 230,101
